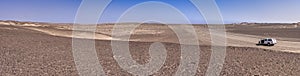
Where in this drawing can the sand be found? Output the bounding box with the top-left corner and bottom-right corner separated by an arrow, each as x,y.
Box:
0,22 -> 300,76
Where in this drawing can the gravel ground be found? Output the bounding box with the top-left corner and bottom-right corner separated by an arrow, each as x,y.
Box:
1,25 -> 300,76
227,24 -> 300,42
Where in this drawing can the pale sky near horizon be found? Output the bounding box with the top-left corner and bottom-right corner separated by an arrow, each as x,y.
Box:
0,0 -> 299,24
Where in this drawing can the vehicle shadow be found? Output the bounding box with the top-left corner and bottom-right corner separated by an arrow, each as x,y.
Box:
256,44 -> 274,46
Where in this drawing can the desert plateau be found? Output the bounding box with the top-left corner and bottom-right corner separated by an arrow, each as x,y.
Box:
1,21 -> 300,76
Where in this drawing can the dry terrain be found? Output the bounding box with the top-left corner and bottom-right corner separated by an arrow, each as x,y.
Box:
0,21 -> 300,76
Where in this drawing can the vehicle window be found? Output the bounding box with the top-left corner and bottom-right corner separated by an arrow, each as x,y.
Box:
268,39 -> 272,41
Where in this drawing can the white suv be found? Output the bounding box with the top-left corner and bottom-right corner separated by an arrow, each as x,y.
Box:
258,38 -> 277,46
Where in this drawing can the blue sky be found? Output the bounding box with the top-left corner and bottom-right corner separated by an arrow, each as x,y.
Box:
0,0 -> 299,24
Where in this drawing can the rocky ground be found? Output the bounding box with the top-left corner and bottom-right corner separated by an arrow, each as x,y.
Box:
0,23 -> 300,76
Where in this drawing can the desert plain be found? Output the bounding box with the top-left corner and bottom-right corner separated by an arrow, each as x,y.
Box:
0,21 -> 300,76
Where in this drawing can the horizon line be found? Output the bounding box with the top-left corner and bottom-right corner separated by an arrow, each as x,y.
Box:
0,20 -> 299,25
